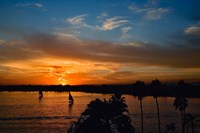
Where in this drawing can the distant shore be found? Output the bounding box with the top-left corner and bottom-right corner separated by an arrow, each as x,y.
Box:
0,83 -> 200,98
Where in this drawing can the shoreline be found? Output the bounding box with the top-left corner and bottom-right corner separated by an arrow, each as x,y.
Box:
0,84 -> 200,98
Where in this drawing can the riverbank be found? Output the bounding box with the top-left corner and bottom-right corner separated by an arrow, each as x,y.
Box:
0,83 -> 200,98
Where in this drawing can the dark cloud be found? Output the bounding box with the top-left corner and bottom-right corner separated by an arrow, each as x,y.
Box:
1,33 -> 200,68
28,33 -> 200,68
0,40 -> 44,63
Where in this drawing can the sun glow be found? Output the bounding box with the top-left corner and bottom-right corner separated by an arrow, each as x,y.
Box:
61,82 -> 67,86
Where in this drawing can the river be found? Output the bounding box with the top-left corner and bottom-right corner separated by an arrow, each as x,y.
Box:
0,92 -> 199,133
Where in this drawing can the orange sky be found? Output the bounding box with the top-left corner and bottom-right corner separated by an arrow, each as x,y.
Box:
0,34 -> 199,85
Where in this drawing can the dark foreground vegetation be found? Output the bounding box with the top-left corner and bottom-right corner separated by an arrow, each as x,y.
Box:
68,94 -> 135,133
67,93 -> 200,133
0,80 -> 200,98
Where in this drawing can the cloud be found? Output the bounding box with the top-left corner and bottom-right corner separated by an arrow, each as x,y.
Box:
1,33 -> 200,84
184,23 -> 200,36
66,14 -> 87,25
145,8 -> 170,20
97,16 -> 129,30
1,32 -> 200,68
65,14 -> 97,30
0,40 -> 45,63
128,5 -> 150,13
53,32 -> 79,40
24,33 -> 200,68
16,2 -> 46,11
99,71 -> 136,83
128,4 -> 170,20
65,14 -> 130,32
183,22 -> 200,45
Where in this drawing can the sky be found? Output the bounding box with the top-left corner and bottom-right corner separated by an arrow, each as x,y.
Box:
0,0 -> 200,85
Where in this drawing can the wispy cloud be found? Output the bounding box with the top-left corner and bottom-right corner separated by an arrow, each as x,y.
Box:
183,22 -> 200,46
65,14 -> 96,30
129,4 -> 170,20
145,8 -> 170,20
184,22 -> 200,36
185,26 -> 200,36
128,5 -> 149,13
52,32 -> 80,41
66,14 -> 87,25
65,15 -> 129,31
16,2 -> 46,11
97,16 -> 129,30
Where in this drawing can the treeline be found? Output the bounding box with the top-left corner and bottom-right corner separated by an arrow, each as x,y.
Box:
0,80 -> 200,97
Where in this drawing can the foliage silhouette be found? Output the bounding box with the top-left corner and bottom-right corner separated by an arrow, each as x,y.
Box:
67,94 -> 134,133
173,96 -> 188,133
151,79 -> 162,133
165,122 -> 176,133
185,113 -> 199,133
173,81 -> 189,133
134,80 -> 145,133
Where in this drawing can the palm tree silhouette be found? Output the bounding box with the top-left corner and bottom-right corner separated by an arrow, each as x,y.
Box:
67,94 -> 134,133
185,114 -> 199,133
134,80 -> 145,133
109,94 -> 134,133
173,96 -> 188,133
151,79 -> 161,133
173,80 -> 189,133
166,122 -> 176,133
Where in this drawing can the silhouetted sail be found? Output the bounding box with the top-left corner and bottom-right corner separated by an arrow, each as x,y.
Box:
68,91 -> 74,103
39,90 -> 43,99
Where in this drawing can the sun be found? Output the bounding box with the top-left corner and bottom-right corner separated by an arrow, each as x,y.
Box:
60,79 -> 68,85
61,82 -> 67,86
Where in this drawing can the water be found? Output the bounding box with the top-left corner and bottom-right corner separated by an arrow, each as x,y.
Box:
0,92 -> 199,133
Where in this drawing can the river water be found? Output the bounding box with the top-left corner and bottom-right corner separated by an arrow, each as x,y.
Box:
0,92 -> 199,133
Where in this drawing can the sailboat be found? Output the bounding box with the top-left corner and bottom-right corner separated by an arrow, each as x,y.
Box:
39,90 -> 43,99
68,91 -> 74,104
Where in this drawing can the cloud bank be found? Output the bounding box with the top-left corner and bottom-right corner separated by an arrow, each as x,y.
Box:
0,33 -> 199,68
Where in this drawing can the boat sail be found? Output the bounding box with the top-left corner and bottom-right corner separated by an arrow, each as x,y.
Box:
68,91 -> 74,103
39,90 -> 43,99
